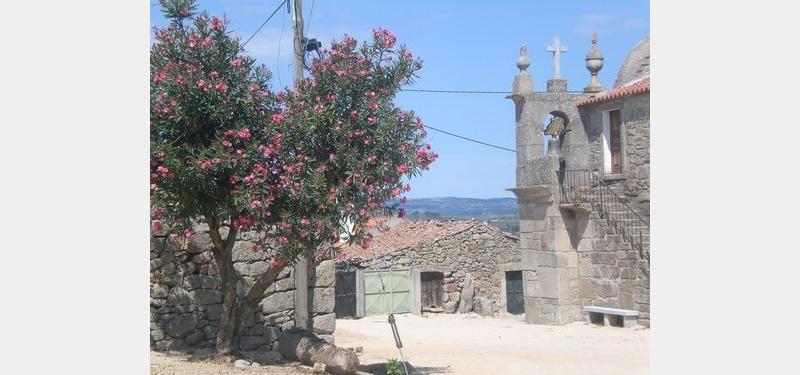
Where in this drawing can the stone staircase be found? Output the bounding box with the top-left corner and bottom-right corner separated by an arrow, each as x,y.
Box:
560,170 -> 650,262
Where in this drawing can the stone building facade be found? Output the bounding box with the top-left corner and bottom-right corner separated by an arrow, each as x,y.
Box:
509,35 -> 650,326
344,220 -> 521,315
150,223 -> 336,352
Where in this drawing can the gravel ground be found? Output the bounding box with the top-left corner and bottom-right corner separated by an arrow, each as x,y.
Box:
149,350 -> 314,375
335,313 -> 650,375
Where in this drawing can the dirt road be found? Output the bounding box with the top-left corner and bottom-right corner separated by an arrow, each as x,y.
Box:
335,313 -> 649,375
149,350 -> 312,375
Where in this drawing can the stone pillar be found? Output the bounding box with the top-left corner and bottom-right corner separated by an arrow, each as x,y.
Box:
509,44 -> 541,187
355,269 -> 365,318
511,153 -> 581,325
294,256 -> 311,329
508,43 -> 583,326
410,267 -> 422,315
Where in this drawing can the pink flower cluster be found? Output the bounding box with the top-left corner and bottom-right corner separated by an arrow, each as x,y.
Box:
210,17 -> 224,31
396,164 -> 409,174
153,221 -> 164,234
373,28 -> 397,49
416,144 -> 438,170
233,214 -> 253,229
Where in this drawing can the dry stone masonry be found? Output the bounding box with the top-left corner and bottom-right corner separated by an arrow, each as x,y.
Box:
346,220 -> 521,315
150,223 -> 336,352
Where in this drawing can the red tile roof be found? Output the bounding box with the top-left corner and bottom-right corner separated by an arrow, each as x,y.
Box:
340,219 -> 479,262
577,76 -> 650,107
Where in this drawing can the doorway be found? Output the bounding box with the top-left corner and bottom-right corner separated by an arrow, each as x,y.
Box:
505,271 -> 524,314
420,271 -> 444,308
335,270 -> 357,318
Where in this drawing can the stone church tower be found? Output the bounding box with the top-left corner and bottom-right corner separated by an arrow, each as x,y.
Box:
508,35 -> 651,327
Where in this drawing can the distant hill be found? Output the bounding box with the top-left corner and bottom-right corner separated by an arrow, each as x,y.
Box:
398,197 -> 518,220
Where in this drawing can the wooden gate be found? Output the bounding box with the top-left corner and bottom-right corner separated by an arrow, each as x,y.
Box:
335,271 -> 357,318
505,271 -> 524,315
420,272 -> 443,308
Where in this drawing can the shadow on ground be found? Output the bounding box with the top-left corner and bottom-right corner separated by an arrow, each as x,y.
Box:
359,361 -> 452,375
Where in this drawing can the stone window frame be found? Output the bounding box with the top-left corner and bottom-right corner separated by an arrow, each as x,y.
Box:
601,107 -> 627,180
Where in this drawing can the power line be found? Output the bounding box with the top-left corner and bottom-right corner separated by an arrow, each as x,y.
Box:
403,89 -> 512,94
423,125 -> 516,153
277,7 -> 286,87
241,0 -> 289,49
305,0 -> 316,37
402,89 -> 587,94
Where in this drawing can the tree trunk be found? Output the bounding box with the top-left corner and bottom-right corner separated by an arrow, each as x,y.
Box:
205,215 -> 289,355
216,272 -> 240,355
209,218 -> 240,355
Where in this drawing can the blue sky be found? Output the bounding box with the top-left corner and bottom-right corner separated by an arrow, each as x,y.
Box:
151,0 -> 649,199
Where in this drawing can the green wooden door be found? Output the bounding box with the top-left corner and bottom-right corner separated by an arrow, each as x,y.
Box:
364,269 -> 410,315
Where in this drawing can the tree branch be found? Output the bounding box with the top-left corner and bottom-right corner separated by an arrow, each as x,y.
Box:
235,265 -> 283,319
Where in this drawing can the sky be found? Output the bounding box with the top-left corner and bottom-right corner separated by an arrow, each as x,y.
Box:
150,0 -> 650,199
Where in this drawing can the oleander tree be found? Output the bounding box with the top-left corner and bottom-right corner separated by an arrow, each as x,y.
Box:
150,0 -> 436,354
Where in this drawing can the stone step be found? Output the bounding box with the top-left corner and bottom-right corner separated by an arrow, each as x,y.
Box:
598,215 -> 648,224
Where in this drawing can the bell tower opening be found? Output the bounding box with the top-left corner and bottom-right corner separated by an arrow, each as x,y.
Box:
542,111 -> 570,154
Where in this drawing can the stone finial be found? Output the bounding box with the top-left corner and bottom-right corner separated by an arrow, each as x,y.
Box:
512,44 -> 533,96
517,44 -> 530,73
584,33 -> 604,93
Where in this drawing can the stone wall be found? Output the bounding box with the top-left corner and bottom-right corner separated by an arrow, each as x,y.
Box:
580,92 -> 650,203
354,222 -> 521,315
150,224 -> 336,352
573,211 -> 650,327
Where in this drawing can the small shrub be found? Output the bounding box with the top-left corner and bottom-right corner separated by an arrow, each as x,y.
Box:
386,358 -> 404,375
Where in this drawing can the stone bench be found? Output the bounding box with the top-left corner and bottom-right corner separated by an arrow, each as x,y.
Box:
584,306 -> 638,327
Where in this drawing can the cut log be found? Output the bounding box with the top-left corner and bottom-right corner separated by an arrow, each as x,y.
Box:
278,328 -> 359,375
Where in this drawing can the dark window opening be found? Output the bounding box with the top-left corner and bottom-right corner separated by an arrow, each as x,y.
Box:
609,109 -> 622,174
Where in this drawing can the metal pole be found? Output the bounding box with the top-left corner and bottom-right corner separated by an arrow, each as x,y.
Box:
388,314 -> 410,375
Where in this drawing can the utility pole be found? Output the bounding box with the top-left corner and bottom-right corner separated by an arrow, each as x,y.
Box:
292,0 -> 304,86
291,0 -> 312,331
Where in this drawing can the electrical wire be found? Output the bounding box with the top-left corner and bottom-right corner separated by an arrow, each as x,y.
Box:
277,7 -> 286,87
305,0 -> 316,38
423,125 -> 516,153
403,89 -> 512,94
402,89 -> 586,94
241,0 -> 289,49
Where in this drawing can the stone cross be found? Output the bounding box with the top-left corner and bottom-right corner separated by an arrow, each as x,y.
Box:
546,37 -> 568,79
